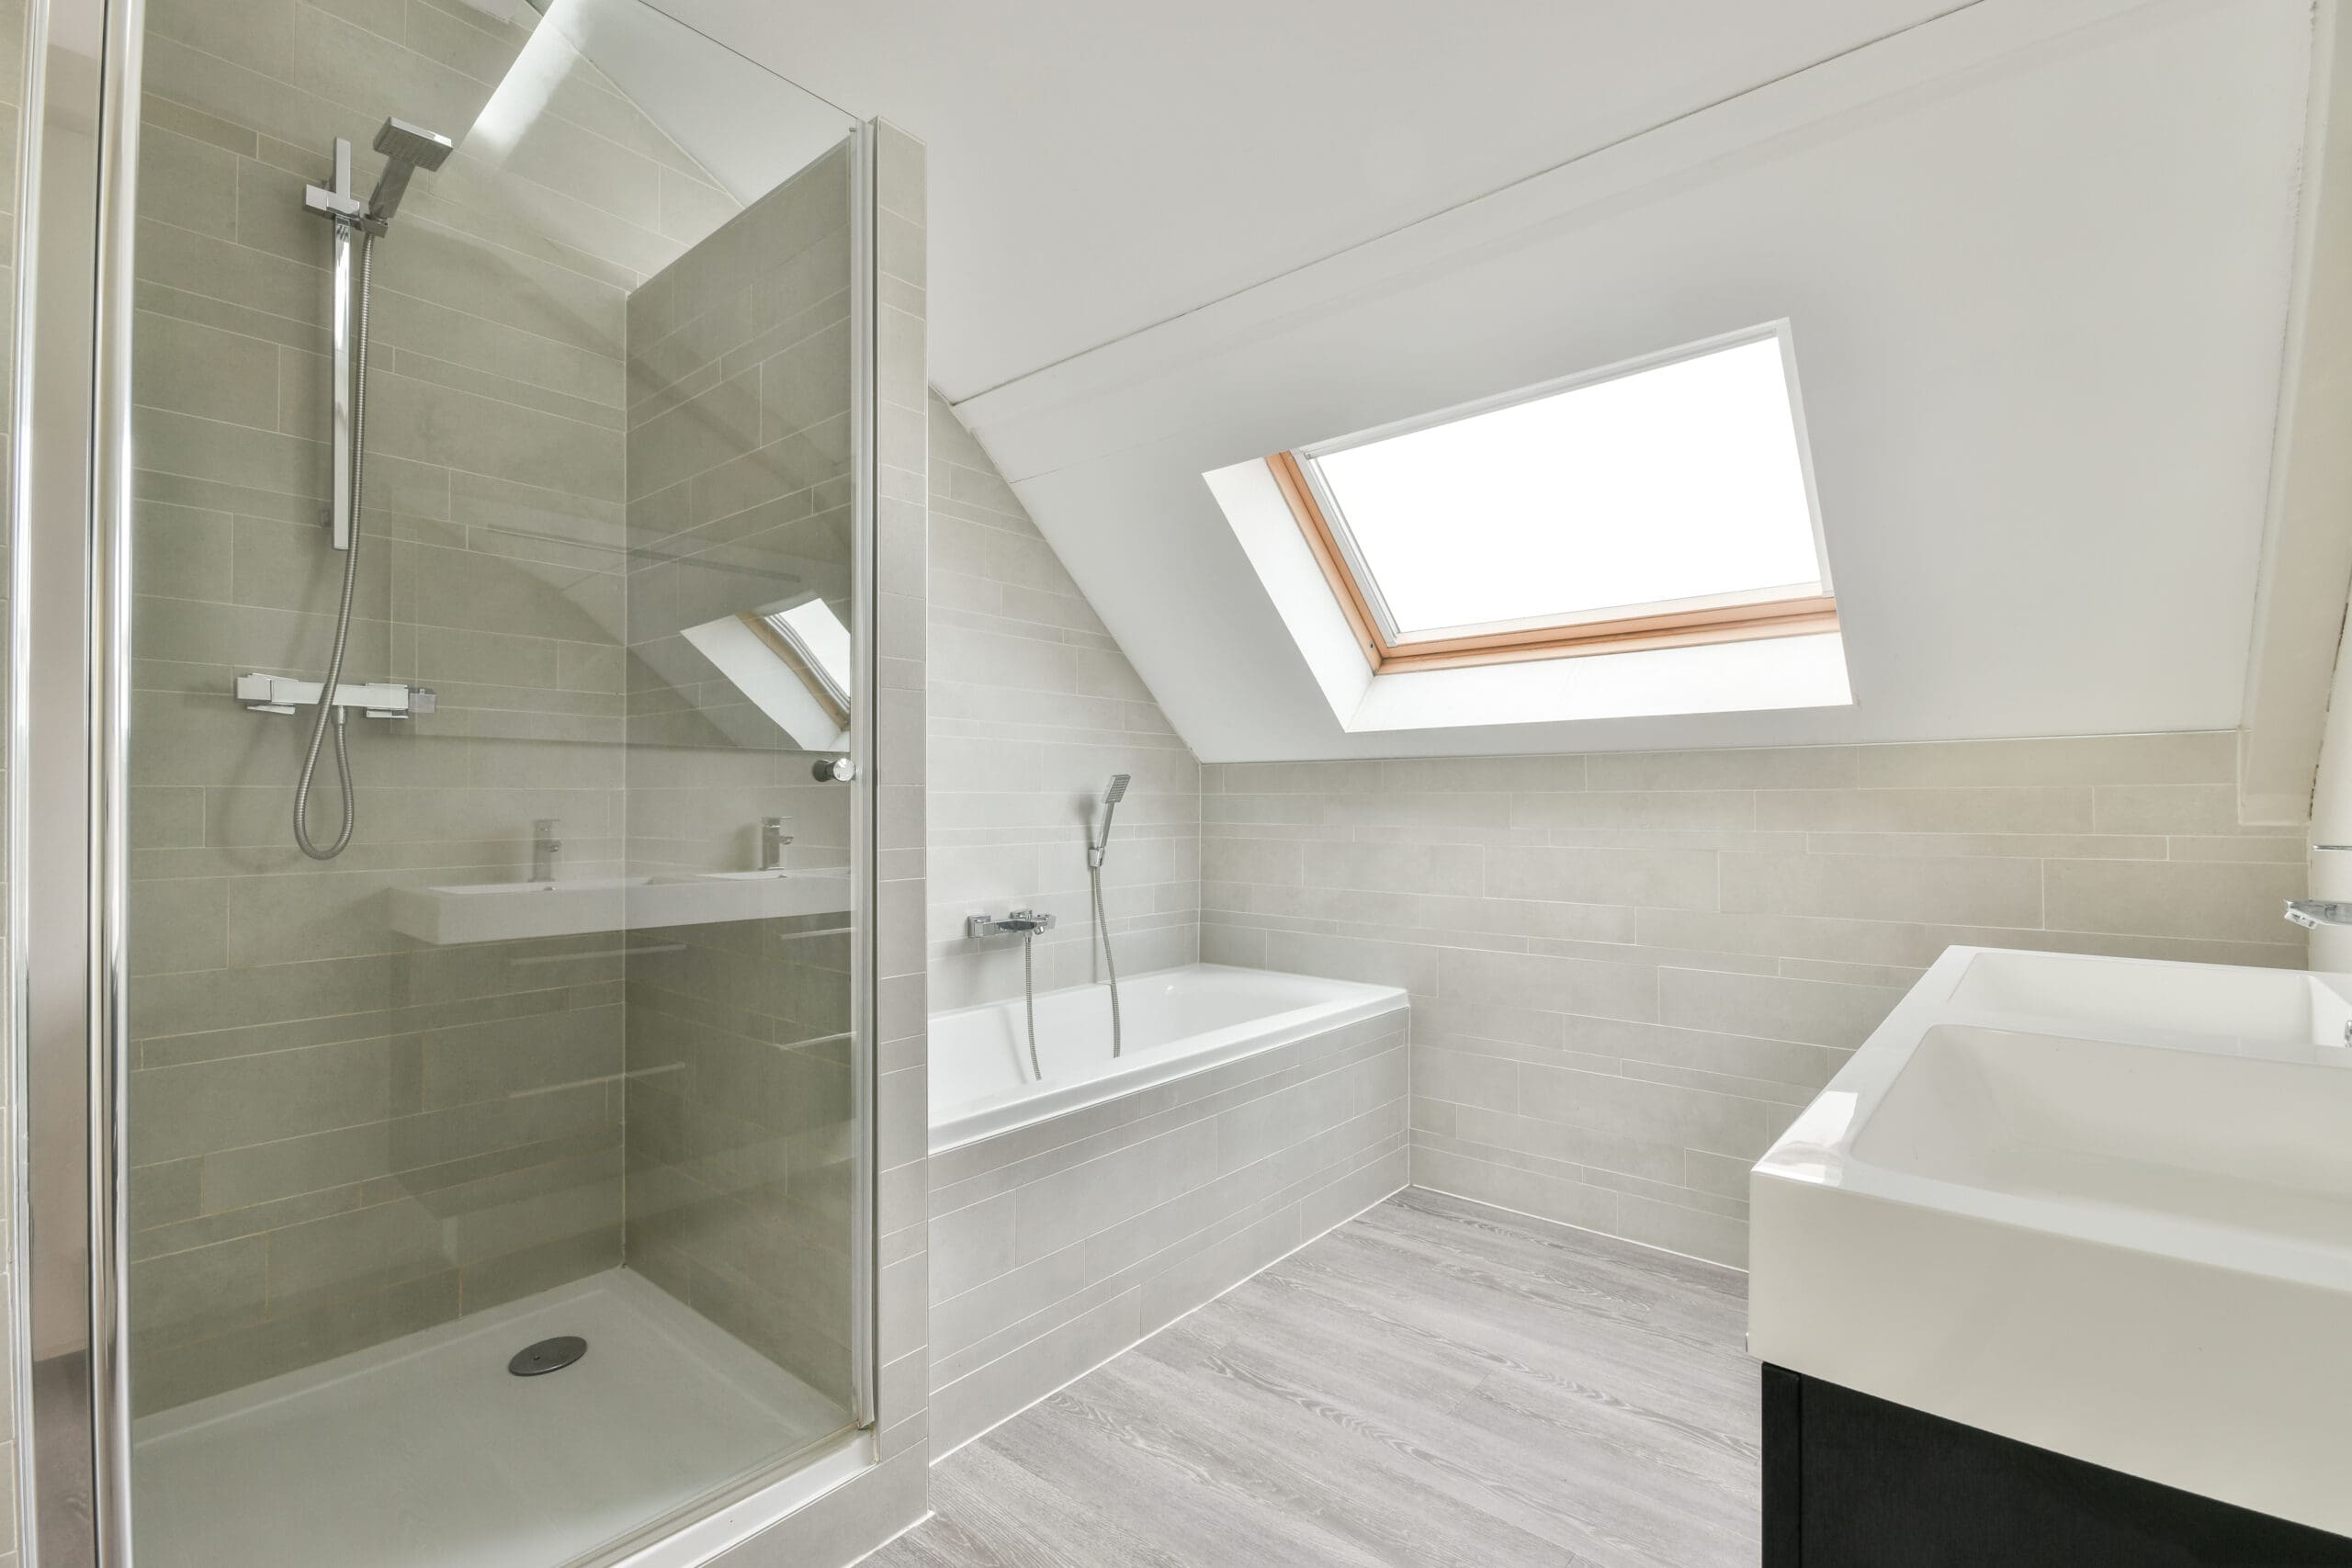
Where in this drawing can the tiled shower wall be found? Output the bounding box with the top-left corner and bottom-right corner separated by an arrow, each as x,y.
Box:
926,395 -> 1201,1010
1199,731 -> 2303,1266
122,0 -> 752,1412
620,148 -> 860,1404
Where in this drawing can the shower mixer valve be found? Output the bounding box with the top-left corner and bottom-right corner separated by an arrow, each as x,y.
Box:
237,671 -> 435,719
967,910 -> 1057,940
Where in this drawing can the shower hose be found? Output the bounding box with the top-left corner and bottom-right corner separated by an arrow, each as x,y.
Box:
1024,934 -> 1043,1082
1091,861 -> 1122,1057
293,226 -> 376,862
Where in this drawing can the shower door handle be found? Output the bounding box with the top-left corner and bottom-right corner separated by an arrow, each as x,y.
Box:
811,755 -> 856,784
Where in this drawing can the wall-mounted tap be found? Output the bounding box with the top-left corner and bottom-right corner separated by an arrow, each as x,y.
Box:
531,818 -> 561,883
761,816 -> 793,871
2284,898 -> 2352,930
967,910 -> 1057,940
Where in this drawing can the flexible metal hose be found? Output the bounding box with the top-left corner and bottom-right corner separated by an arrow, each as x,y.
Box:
1023,931 -> 1043,1081
1092,863 -> 1122,1057
293,228 -> 375,861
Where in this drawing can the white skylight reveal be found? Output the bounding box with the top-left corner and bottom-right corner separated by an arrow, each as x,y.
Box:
767,597 -> 854,711
1269,325 -> 1836,671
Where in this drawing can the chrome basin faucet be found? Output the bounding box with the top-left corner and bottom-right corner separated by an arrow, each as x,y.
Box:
761,816 -> 792,871
531,818 -> 560,883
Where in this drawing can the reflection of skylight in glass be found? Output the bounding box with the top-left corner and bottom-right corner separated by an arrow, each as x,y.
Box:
767,597 -> 853,708
1303,332 -> 1825,642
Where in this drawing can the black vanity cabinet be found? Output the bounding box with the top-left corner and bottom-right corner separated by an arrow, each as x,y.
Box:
1762,1365 -> 2352,1567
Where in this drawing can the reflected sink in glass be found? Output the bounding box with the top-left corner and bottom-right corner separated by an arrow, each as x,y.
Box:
1947,948 -> 2352,1049
387,869 -> 852,945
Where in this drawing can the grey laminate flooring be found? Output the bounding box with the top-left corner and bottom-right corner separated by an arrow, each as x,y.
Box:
869,1189 -> 1758,1568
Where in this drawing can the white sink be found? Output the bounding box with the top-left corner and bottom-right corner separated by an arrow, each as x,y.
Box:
1948,947 -> 2352,1048
1751,945 -> 2352,1540
1857,1023 -> 2352,1245
387,870 -> 852,945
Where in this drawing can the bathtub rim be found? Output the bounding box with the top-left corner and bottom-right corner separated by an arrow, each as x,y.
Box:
926,962 -> 1408,1156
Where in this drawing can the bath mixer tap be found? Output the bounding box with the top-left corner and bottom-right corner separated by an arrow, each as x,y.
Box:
761,816 -> 792,871
967,910 -> 1057,939
2284,898 -> 2352,930
531,818 -> 561,883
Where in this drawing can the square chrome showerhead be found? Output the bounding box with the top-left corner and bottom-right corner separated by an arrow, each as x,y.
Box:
374,118 -> 454,172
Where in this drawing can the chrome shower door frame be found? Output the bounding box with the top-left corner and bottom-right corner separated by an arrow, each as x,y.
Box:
13,0 -> 141,1561
5,1 -> 887,1561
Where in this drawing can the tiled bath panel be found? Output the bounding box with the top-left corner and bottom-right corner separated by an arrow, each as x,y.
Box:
924,1008 -> 1408,1453
1198,730 -> 2303,1268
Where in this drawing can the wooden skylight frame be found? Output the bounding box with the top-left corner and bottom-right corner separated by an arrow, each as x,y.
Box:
1264,327 -> 1840,675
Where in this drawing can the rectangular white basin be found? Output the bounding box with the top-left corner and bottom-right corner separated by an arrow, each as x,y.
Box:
387,870 -> 852,945
1948,947 -> 2352,1048
1751,945 -> 2352,1541
1857,1023 -> 2352,1247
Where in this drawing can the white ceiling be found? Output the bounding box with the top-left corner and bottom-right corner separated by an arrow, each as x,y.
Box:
655,0 -> 1964,399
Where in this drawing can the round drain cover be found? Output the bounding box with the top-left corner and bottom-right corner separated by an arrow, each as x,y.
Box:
509,1336 -> 587,1377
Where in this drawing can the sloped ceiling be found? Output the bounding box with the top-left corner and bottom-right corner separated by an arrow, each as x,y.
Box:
668,0 -> 2317,761
657,0 -> 1966,399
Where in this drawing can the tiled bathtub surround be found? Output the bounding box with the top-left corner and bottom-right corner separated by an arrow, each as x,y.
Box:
924,1007 -> 1408,1453
1200,731 -> 2302,1268
926,395 -> 1202,1010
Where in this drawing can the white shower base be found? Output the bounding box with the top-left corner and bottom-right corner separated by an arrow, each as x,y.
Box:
132,1268 -> 854,1568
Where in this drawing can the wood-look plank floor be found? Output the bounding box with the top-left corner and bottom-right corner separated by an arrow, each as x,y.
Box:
870,1190 -> 1758,1568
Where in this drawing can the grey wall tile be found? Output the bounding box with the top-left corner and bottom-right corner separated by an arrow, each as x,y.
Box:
924,392 -> 1201,1010
1204,730 -> 2301,1268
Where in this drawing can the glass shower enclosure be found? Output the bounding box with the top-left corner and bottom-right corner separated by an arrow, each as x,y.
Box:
15,0 -> 883,1563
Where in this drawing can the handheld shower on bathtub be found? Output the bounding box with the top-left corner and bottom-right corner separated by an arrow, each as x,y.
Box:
1090,774 -> 1132,1057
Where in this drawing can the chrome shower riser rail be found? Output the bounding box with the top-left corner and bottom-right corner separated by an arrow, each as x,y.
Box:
302,138 -> 358,551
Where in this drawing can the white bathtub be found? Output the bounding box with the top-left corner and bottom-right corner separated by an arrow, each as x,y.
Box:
929,964 -> 1408,1152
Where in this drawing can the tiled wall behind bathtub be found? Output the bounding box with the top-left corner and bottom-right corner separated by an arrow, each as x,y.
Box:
925,395 -> 1201,1010
1200,731 -> 2302,1268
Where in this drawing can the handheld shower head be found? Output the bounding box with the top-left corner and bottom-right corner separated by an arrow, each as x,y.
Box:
366,118 -> 454,229
1089,773 -> 1132,866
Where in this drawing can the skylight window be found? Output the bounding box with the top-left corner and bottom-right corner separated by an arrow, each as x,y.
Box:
1268,325 -> 1836,671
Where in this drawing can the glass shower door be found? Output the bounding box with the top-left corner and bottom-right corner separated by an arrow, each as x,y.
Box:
113,2 -> 873,1562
